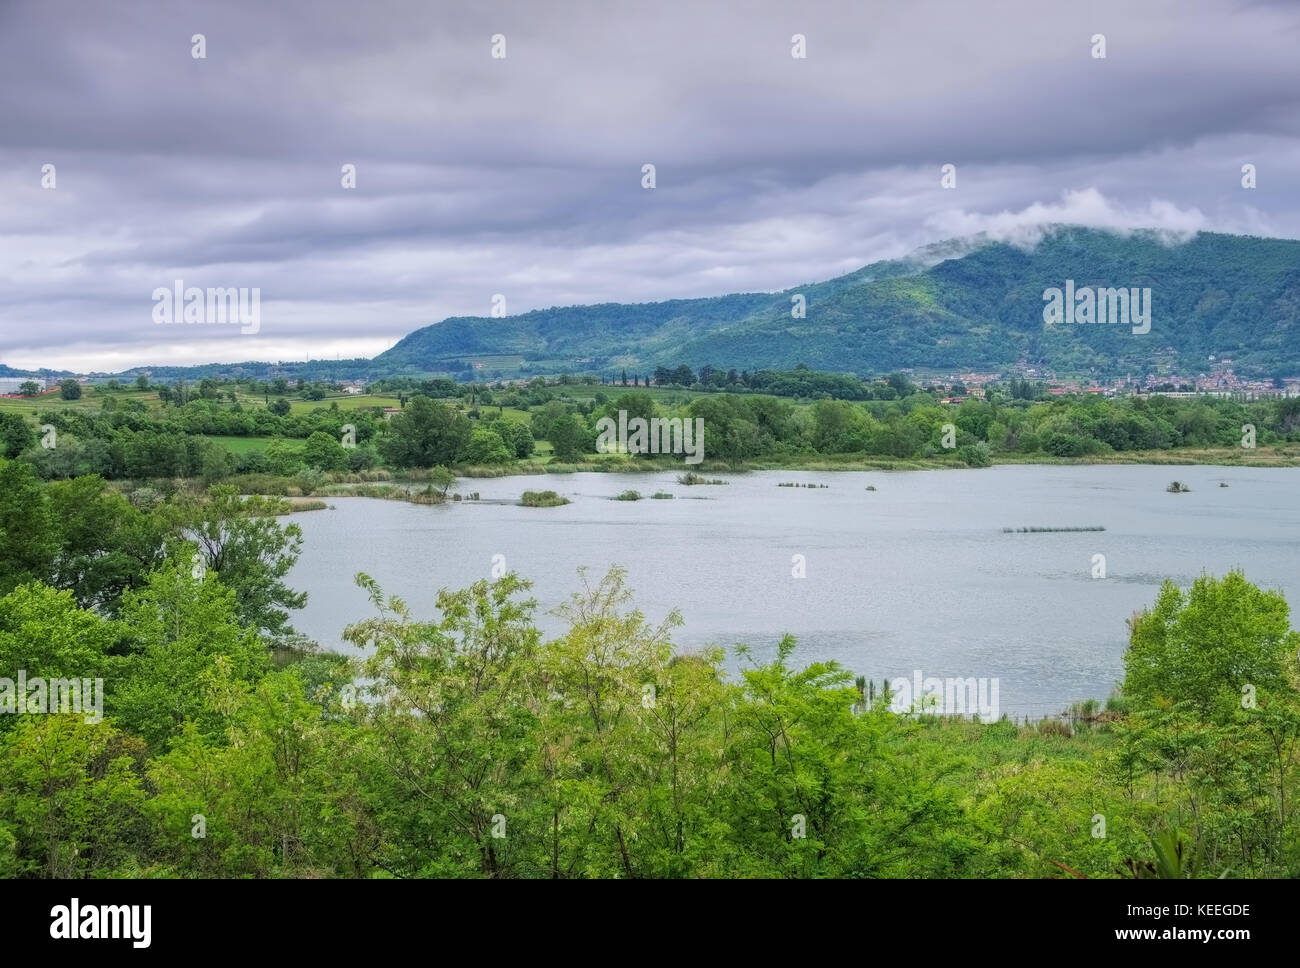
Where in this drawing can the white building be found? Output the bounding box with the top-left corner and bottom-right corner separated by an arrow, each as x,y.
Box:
0,377 -> 46,394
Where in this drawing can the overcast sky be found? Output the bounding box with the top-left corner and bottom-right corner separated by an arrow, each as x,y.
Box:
2,0 -> 1298,372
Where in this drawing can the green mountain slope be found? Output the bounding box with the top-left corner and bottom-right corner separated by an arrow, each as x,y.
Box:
377,226 -> 1300,378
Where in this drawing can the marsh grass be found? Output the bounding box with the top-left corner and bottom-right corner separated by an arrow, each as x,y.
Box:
1002,526 -> 1105,533
521,489 -> 570,507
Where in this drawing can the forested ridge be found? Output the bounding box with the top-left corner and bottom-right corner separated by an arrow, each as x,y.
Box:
377,228 -> 1300,379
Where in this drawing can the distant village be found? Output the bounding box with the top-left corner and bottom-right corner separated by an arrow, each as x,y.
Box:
919,357 -> 1300,402
3,356 -> 1298,403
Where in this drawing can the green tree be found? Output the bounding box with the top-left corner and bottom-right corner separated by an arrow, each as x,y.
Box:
602,393 -> 656,426
0,413 -> 35,458
59,379 -> 82,401
547,415 -> 585,460
428,465 -> 457,498
811,399 -> 870,452
46,474 -> 168,613
113,560 -> 270,749
148,665 -> 363,877
535,566 -> 683,877
0,583 -> 118,719
463,427 -> 513,464
264,437 -> 303,475
724,636 -> 964,876
303,430 -> 348,471
0,716 -> 147,877
379,395 -> 471,468
345,572 -> 541,877
1124,571 -> 1300,718
531,400 -> 571,441
491,420 -> 534,458
0,459 -> 59,594
173,487 -> 307,644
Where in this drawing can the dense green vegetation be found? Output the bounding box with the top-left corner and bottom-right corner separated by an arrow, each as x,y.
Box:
1,459 -> 1298,878
519,489 -> 569,507
343,382 -> 1296,471
1,370 -> 1297,505
376,228 -> 1300,379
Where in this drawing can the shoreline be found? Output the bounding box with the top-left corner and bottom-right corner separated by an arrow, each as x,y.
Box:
110,448 -> 1297,507
452,446 -> 1300,479
273,449 -> 1297,507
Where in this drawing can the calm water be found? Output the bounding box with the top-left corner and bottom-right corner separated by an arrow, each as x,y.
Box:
285,466 -> 1300,718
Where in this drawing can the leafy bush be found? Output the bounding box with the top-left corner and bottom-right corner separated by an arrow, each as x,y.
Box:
958,441 -> 992,467
520,489 -> 570,507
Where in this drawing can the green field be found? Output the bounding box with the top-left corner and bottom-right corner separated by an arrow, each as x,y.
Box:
0,387 -> 403,424
284,394 -> 401,414
206,435 -> 279,454
563,385 -> 707,404
483,406 -> 532,423
0,388 -> 161,416
0,397 -> 46,415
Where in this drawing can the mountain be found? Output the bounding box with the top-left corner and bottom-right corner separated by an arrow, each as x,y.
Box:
376,227 -> 1300,379
0,363 -> 74,379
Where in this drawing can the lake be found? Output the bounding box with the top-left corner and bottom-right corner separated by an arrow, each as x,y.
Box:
285,465 -> 1300,719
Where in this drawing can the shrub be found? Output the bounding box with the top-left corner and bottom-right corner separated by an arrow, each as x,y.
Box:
294,468 -> 327,496
520,490 -> 570,507
958,441 -> 992,467
463,427 -> 514,465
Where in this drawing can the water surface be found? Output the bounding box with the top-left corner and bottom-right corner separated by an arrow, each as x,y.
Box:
286,465 -> 1300,718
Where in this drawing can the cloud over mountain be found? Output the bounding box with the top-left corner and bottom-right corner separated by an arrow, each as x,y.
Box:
2,0 -> 1298,371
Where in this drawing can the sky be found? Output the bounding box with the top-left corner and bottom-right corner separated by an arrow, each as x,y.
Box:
2,0 -> 1298,372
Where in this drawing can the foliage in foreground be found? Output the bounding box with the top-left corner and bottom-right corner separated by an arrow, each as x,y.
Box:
1,542 -> 1298,877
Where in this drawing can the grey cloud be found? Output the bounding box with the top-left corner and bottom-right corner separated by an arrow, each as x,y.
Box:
1,0 -> 1298,369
